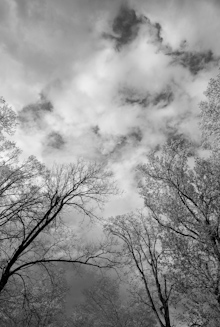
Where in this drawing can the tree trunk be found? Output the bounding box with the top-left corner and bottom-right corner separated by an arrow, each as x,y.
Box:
0,272 -> 9,293
164,304 -> 172,327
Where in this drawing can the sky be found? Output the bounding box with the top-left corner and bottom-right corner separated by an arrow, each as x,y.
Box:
1,0 -> 220,214
1,0 -> 220,316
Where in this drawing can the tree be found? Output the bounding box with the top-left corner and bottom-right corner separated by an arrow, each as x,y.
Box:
0,97 -> 20,169
0,97 -> 17,136
200,71 -> 220,154
137,139 -> 220,326
70,273 -> 156,327
0,157 -> 118,291
0,99 -> 118,303
0,265 -> 68,327
105,211 -> 175,327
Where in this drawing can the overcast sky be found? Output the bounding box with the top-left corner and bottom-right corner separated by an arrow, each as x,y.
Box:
1,0 -> 220,215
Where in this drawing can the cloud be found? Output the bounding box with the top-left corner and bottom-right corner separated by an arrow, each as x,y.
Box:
134,0 -> 220,54
45,131 -> 66,151
0,0 -> 123,108
2,0 -> 220,214
122,85 -> 174,109
14,1 -> 212,166
18,95 -> 53,130
2,0 -> 220,311
103,3 -> 143,50
153,87 -> 174,108
168,49 -> 219,75
3,2 -> 220,309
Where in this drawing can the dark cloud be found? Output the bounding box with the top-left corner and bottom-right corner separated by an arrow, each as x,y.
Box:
103,4 -> 143,50
120,87 -> 150,107
141,16 -> 164,44
19,95 -> 53,130
106,127 -> 143,160
153,22 -> 163,43
168,49 -> 219,75
125,95 -> 149,106
92,125 -> 100,136
114,135 -> 127,149
46,131 -> 65,150
103,4 -> 165,50
153,88 -> 174,108
128,127 -> 143,143
120,85 -> 174,109
90,125 -> 143,159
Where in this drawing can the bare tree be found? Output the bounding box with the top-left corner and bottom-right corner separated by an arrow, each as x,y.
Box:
70,273 -> 156,327
0,158 -> 118,294
0,265 -> 67,327
137,138 -> 220,326
0,99 -> 118,300
105,211 -> 175,327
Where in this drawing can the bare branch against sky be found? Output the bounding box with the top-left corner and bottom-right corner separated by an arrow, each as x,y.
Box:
1,0 -> 220,325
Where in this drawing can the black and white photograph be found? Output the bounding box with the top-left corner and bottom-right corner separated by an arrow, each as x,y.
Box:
0,1 -> 220,326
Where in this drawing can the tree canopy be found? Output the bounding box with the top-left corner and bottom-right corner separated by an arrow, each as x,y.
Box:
0,98 -> 118,324
2,70 -> 220,326
105,71 -> 220,327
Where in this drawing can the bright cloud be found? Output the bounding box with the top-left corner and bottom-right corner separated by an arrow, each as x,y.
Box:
1,0 -> 220,213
